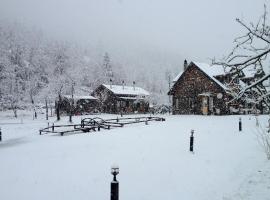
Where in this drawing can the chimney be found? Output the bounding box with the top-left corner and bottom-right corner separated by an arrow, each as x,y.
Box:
133,81 -> 135,90
184,59 -> 188,71
109,79 -> 112,89
122,80 -> 124,90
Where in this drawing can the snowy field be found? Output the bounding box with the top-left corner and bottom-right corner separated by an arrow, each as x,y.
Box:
0,111 -> 269,200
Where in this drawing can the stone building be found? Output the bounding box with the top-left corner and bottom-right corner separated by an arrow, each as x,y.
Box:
168,60 -> 267,115
168,61 -> 232,115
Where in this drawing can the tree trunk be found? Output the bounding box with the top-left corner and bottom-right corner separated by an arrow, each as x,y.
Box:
13,108 -> 17,118
56,101 -> 60,121
50,102 -> 53,117
45,99 -> 48,120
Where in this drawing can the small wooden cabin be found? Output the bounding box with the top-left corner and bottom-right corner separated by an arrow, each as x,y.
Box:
92,84 -> 150,114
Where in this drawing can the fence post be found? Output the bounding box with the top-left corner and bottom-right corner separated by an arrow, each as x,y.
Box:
0,128 -> 2,141
52,123 -> 55,132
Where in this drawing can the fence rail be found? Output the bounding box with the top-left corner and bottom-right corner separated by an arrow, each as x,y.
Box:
39,116 -> 165,136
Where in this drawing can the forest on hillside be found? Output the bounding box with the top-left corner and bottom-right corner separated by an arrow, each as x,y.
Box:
0,21 -> 181,114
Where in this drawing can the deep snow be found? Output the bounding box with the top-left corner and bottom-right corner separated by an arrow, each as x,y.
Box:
0,111 -> 269,200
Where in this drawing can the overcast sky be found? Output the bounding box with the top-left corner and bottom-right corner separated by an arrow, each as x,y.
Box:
0,0 -> 269,65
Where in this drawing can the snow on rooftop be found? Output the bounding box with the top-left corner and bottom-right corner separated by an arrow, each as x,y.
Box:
63,95 -> 97,100
172,62 -> 229,82
193,62 -> 228,77
79,86 -> 93,94
242,66 -> 257,78
119,97 -> 145,100
193,62 -> 229,91
172,71 -> 183,82
103,84 -> 150,96
171,62 -> 229,91
239,80 -> 247,88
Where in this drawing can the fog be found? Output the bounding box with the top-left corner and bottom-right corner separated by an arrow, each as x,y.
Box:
1,0 -> 268,63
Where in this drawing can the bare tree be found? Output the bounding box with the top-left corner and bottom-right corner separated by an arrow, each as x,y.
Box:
214,5 -> 270,159
214,5 -> 270,110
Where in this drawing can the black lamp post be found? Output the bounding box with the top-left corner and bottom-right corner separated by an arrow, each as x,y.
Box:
111,166 -> 119,200
190,130 -> 194,152
239,117 -> 242,132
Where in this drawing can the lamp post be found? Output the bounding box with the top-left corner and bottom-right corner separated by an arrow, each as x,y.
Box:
111,165 -> 119,200
239,117 -> 242,132
190,130 -> 194,152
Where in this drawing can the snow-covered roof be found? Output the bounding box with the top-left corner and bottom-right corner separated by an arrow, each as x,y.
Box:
172,71 -> 184,82
63,95 -> 97,100
193,62 -> 228,77
119,97 -> 145,100
192,62 -> 229,91
79,86 -> 93,94
198,92 -> 213,97
103,84 -> 150,96
169,61 -> 232,94
239,80 -> 247,88
242,67 -> 257,78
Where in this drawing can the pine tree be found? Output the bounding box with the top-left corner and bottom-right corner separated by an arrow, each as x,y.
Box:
103,52 -> 113,83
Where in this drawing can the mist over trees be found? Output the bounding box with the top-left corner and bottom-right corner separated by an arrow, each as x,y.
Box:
0,21 -> 181,113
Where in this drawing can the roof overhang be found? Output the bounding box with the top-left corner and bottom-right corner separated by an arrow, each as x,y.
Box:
198,92 -> 214,97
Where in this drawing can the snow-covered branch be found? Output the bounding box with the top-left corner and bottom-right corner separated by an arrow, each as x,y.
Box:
214,5 -> 270,110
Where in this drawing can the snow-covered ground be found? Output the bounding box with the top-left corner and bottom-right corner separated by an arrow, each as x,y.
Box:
0,111 -> 269,200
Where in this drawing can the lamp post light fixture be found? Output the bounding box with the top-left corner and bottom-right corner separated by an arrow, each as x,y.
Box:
190,129 -> 194,152
111,165 -> 119,200
111,165 -> 119,181
239,117 -> 242,132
